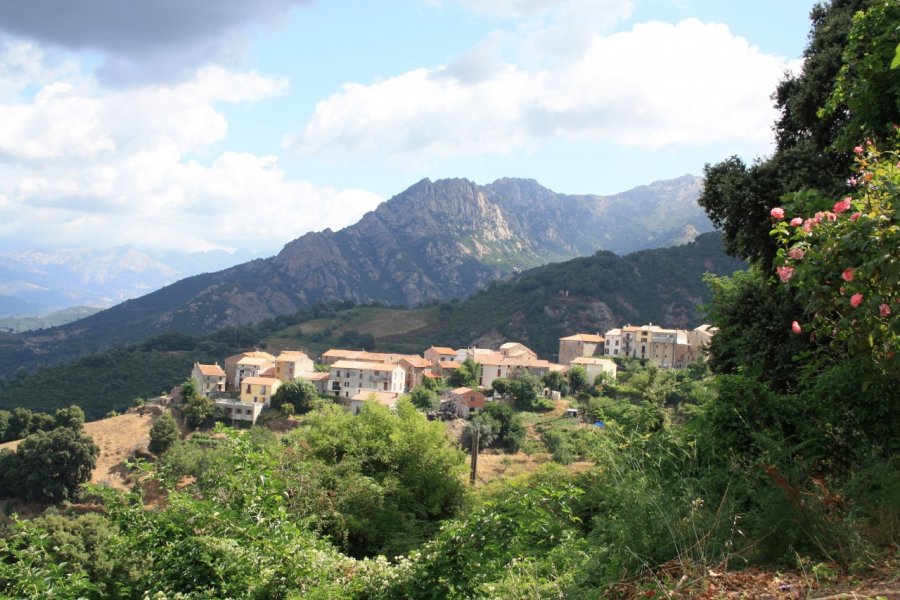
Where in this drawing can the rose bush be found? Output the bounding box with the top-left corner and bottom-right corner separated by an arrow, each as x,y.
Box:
771,140 -> 898,376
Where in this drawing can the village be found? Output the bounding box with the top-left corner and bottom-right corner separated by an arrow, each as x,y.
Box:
185,323 -> 718,425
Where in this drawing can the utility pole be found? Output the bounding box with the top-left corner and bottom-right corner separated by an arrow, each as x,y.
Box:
469,426 -> 479,485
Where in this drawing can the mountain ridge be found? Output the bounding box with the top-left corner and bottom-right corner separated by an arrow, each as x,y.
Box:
0,174 -> 711,376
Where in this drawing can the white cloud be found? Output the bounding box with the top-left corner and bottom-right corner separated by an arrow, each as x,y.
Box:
287,13 -> 788,164
0,47 -> 382,255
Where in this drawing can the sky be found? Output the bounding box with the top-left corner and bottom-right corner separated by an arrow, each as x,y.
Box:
0,0 -> 816,259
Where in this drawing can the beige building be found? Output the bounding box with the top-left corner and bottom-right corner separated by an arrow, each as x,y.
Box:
274,351 -> 314,382
224,351 -> 275,389
348,391 -> 399,414
424,346 -> 458,365
400,356 -> 434,390
296,371 -> 330,395
558,333 -> 605,365
570,356 -> 618,383
191,362 -> 226,395
603,323 -> 717,369
499,342 -> 538,361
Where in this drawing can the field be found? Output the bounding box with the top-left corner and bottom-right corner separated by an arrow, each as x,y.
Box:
263,306 -> 442,356
1,411 -> 160,490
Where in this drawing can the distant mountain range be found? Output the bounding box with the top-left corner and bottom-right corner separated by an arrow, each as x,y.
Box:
0,175 -> 712,376
0,246 -> 246,317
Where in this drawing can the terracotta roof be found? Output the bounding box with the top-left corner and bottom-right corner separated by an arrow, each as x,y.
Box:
571,357 -> 616,366
350,391 -> 399,405
323,349 -> 418,364
237,356 -> 270,366
400,356 -> 433,369
276,351 -> 310,361
427,346 -> 457,355
559,333 -> 605,343
331,360 -> 403,371
242,376 -> 281,386
195,363 -> 225,377
423,370 -> 443,378
473,353 -> 505,365
297,371 -> 330,381
502,357 -> 553,368
260,366 -> 275,377
439,361 -> 462,369
451,386 -> 475,395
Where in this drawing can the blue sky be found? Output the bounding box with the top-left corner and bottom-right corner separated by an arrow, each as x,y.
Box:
0,0 -> 816,257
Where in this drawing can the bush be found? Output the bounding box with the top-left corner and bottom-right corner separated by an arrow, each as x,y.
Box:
148,412 -> 179,455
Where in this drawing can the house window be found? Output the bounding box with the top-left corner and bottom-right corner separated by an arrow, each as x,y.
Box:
246,384 -> 251,393
497,368 -> 501,376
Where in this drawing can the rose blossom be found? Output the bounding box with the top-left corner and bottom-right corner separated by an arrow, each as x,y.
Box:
776,266 -> 795,283
790,217 -> 803,227
850,212 -> 861,221
854,145 -> 864,154
770,207 -> 785,220
834,198 -> 852,213
851,293 -> 864,308
842,268 -> 854,282
880,304 -> 892,317
788,247 -> 804,260
791,321 -> 802,335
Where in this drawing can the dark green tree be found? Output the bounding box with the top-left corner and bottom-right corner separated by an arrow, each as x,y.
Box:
699,0 -> 877,269
16,427 -> 99,503
407,386 -> 439,411
54,405 -> 85,431
148,412 -> 179,455
507,373 -> 543,411
567,365 -> 588,394
480,403 -> 525,453
180,379 -> 198,403
449,358 -> 481,388
270,379 -> 318,414
542,371 -> 570,396
182,395 -> 215,430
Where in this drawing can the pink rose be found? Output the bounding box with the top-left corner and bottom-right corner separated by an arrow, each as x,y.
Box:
854,145 -> 864,154
824,211 -> 837,222
791,321 -> 802,335
850,212 -> 861,221
802,221 -> 813,233
851,293 -> 864,308
847,177 -> 857,186
790,217 -> 803,227
776,266 -> 795,283
834,198 -> 852,213
788,247 -> 804,260
880,304 -> 892,317
842,268 -> 854,282
770,207 -> 785,220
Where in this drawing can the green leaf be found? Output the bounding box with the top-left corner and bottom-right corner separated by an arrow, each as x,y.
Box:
891,42 -> 900,69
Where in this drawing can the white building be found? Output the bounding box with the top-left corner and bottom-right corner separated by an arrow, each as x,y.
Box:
328,360 -> 406,400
